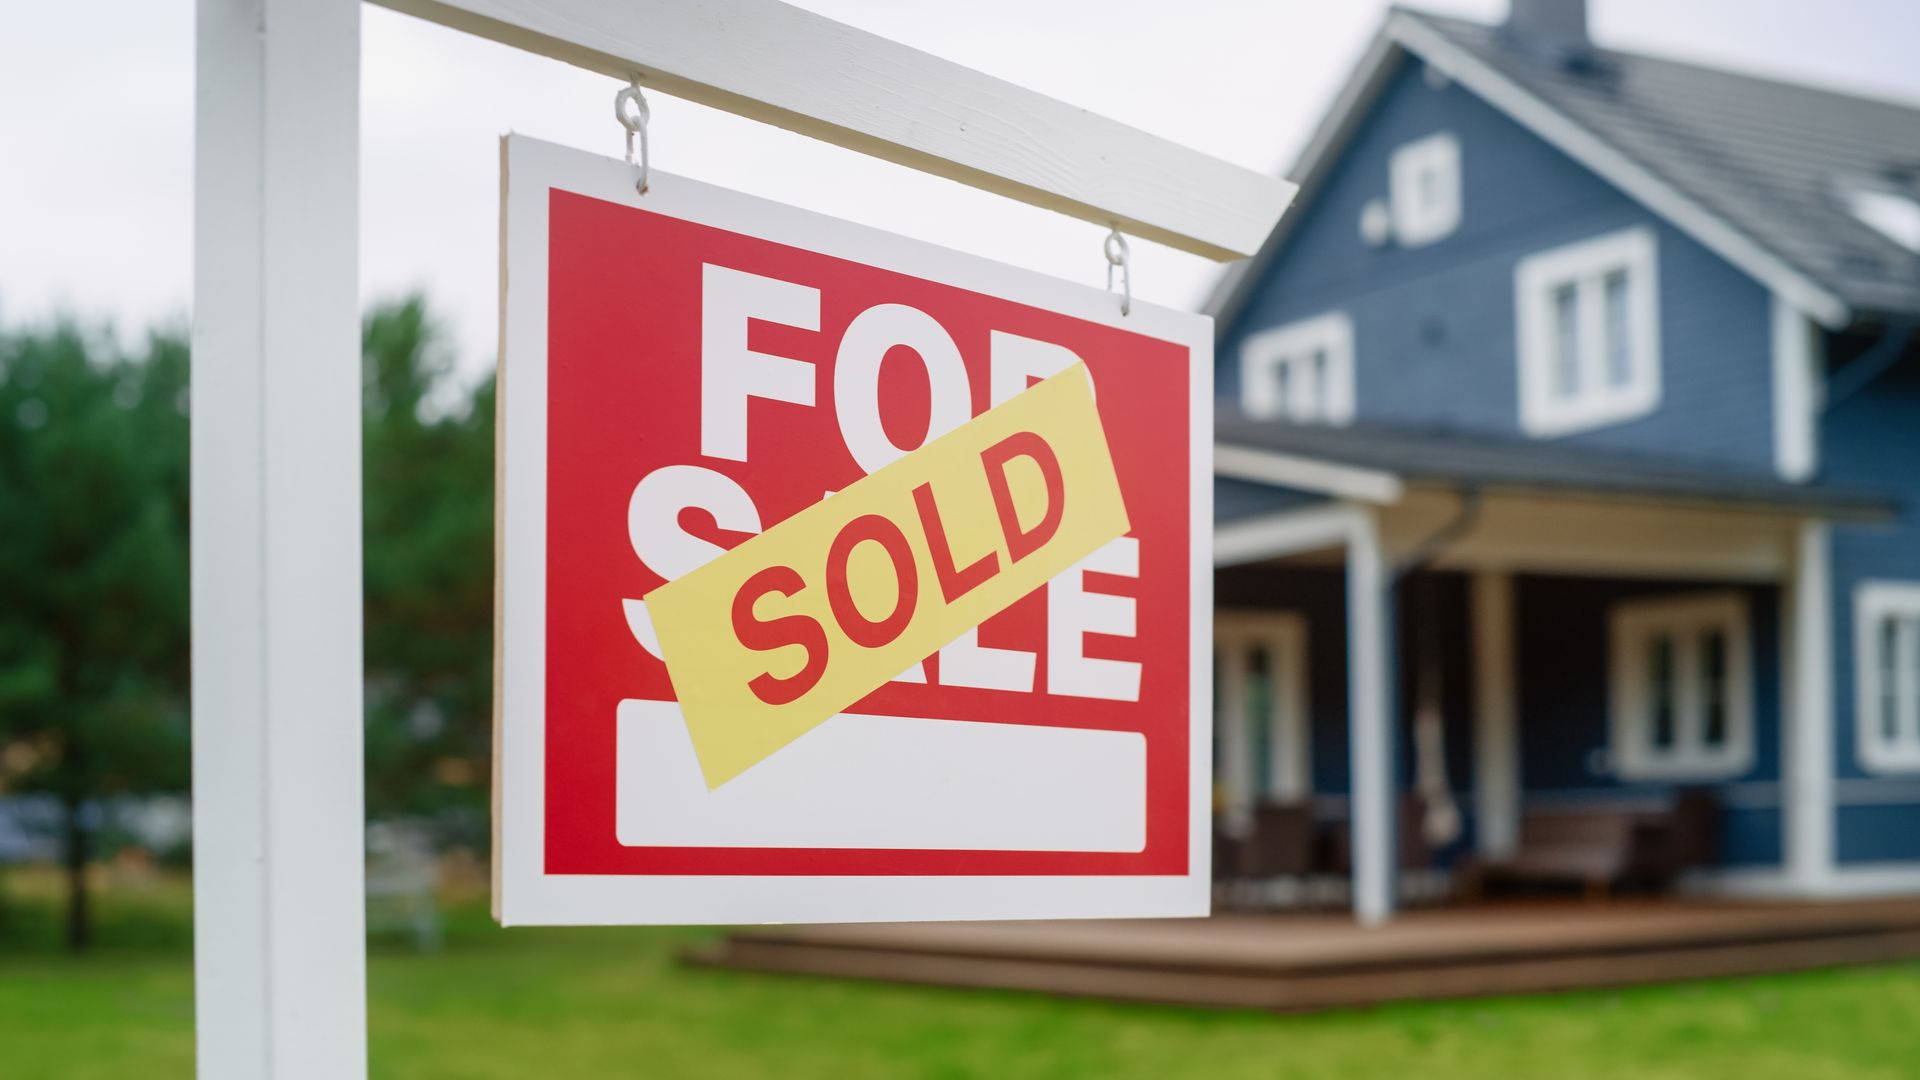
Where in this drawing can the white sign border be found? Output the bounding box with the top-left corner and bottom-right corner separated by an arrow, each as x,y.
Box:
496,133 -> 1213,926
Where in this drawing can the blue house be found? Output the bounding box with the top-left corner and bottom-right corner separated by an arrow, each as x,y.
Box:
1209,0 -> 1920,922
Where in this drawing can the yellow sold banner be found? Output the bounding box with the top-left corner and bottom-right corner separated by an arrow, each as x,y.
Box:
646,363 -> 1130,789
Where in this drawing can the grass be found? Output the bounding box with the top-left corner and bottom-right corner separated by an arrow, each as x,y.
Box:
3,867 -> 1920,1078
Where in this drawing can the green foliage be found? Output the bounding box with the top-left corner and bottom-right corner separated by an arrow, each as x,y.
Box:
360,298 -> 496,828
0,319 -> 191,949
0,321 -> 191,807
0,297 -> 501,947
0,298 -> 499,827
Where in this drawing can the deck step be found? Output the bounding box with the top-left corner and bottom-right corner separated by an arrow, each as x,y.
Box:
687,903 -> 1920,1010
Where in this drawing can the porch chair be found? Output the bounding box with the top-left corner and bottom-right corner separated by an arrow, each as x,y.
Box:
1213,801 -> 1316,907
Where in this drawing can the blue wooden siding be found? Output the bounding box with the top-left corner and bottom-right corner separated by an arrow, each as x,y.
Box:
1220,58 -> 1777,473
1823,335 -> 1920,864
1514,574 -> 1783,867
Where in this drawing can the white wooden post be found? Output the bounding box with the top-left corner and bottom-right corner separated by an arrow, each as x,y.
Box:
1268,620 -> 1311,805
192,0 -> 367,1075
1347,510 -> 1395,923
1784,519 -> 1835,893
1471,570 -> 1519,859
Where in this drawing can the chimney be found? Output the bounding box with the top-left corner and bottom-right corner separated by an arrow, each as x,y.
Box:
1507,0 -> 1589,48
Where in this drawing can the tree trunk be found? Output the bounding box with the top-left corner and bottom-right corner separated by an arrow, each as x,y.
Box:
62,793 -> 91,953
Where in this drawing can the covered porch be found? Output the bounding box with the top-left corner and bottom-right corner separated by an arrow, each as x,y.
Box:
1209,417 -> 1893,923
695,423 -> 1911,1009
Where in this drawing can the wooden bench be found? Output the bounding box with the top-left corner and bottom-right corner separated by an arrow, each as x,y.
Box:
1466,790 -> 1720,899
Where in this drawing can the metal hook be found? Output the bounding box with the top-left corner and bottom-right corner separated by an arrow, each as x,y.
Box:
1104,228 -> 1131,316
614,78 -> 651,195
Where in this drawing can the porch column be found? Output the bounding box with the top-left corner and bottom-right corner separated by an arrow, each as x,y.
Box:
1471,571 -> 1519,859
1216,636 -> 1254,835
1347,509 -> 1396,923
1784,519 -> 1835,892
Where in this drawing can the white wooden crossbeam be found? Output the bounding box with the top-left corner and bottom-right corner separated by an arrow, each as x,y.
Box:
374,0 -> 1295,260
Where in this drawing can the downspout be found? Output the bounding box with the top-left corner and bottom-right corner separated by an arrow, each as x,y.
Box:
1824,320 -> 1917,410
1393,485 -> 1484,579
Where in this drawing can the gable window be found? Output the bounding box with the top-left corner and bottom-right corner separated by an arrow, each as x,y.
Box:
1389,131 -> 1462,247
1239,312 -> 1354,425
1608,592 -> 1752,781
1855,583 -> 1920,773
1516,226 -> 1661,437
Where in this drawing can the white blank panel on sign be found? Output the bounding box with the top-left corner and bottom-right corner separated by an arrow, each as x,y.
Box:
616,700 -> 1146,852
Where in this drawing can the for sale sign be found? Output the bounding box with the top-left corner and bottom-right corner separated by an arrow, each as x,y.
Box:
495,135 -> 1212,925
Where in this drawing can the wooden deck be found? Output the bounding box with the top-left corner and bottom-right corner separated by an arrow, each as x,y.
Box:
688,898 -> 1920,1011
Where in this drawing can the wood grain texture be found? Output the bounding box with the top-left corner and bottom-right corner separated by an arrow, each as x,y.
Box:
373,0 -> 1294,260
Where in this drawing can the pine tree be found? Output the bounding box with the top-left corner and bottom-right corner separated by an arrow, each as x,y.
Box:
0,322 -> 190,951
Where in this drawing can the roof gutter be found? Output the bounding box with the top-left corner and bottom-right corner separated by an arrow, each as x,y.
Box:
1396,475 -> 1896,524
1214,443 -> 1405,504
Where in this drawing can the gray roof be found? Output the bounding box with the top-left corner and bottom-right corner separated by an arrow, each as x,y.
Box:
1216,475 -> 1328,525
1210,8 -> 1920,326
1413,10 -> 1920,320
1216,409 -> 1895,519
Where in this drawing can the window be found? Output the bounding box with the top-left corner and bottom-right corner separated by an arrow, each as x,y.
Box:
1855,582 -> 1920,772
1239,312 -> 1355,425
1389,131 -> 1462,247
1214,612 -> 1310,835
1608,592 -> 1752,780
1515,226 -> 1661,437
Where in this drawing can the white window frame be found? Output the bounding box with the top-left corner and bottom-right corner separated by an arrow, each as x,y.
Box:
1389,130 -> 1462,247
1608,591 -> 1753,781
1854,582 -> 1920,773
1515,225 -> 1661,438
1214,611 -> 1311,835
1239,311 -> 1355,426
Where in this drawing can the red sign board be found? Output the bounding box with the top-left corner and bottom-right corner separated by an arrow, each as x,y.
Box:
496,135 -> 1212,924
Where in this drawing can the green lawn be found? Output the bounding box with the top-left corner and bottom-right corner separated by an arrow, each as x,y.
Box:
3,870 -> 1919,1079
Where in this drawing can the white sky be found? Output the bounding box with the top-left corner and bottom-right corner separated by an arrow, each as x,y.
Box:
4,1 -> 1918,380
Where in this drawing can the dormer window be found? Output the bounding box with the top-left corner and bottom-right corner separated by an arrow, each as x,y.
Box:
1389,132 -> 1462,247
1516,226 -> 1660,437
1240,312 -> 1355,426
1841,184 -> 1920,253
